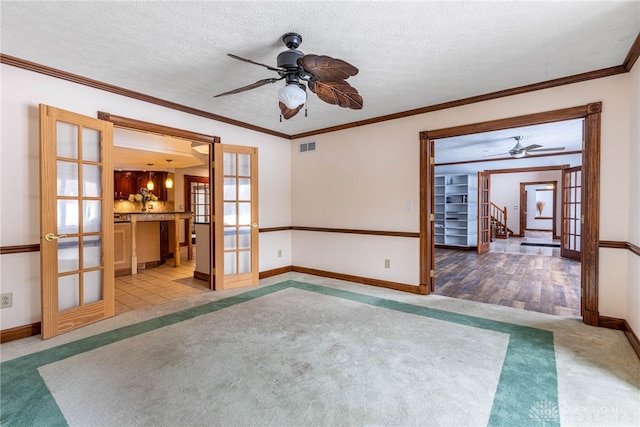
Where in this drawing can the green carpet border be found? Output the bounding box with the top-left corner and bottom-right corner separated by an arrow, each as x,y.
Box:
0,280 -> 558,426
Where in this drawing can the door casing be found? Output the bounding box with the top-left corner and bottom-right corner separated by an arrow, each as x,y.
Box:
420,102 -> 601,326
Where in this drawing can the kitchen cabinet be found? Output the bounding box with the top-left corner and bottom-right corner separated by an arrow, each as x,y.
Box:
114,171 -> 168,200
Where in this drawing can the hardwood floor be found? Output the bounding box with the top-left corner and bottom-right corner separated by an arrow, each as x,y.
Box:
434,239 -> 581,317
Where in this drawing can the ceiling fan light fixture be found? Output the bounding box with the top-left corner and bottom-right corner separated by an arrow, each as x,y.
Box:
278,83 -> 306,109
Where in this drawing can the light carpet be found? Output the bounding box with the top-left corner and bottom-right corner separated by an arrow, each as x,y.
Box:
1,280 -> 562,426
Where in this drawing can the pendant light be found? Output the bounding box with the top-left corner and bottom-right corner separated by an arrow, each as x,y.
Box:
165,159 -> 173,189
146,164 -> 154,191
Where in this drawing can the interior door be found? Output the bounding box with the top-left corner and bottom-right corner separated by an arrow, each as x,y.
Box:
477,171 -> 491,254
39,104 -> 114,339
213,144 -> 259,289
561,166 -> 581,261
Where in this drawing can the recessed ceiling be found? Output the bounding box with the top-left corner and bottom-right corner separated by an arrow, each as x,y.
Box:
1,1 -> 638,136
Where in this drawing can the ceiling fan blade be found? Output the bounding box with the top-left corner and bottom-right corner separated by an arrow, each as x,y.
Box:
227,53 -> 282,72
527,146 -> 566,153
310,79 -> 363,109
522,144 -> 543,151
213,78 -> 281,98
299,54 -> 359,82
482,152 -> 510,158
279,102 -> 304,120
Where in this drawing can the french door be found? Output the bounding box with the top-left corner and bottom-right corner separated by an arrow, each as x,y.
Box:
477,171 -> 491,254
213,144 -> 259,289
39,105 -> 114,339
561,166 -> 582,261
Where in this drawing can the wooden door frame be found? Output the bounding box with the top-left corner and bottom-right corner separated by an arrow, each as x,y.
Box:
184,174 -> 210,244
420,102 -> 601,326
519,180 -> 558,237
96,111 -> 220,290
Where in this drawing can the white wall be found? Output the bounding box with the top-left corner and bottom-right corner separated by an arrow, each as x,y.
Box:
491,170 -> 562,235
0,64 -> 292,330
291,73 -> 632,321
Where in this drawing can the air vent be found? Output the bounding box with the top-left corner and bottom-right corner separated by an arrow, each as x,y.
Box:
299,141 -> 316,153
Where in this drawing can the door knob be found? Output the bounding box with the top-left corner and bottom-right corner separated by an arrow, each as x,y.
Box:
251,223 -> 258,228
44,233 -> 68,242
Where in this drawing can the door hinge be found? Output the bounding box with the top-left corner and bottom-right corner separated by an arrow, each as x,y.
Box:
211,268 -> 216,276
430,270 -> 435,278
211,161 -> 215,169
46,105 -> 51,116
430,213 -> 435,221
581,215 -> 584,224
211,215 -> 215,222
430,156 -> 435,165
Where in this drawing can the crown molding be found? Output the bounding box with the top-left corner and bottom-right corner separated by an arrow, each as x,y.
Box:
1,46 -> 635,141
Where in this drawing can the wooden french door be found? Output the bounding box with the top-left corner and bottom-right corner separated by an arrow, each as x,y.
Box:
39,105 -> 114,339
213,144 -> 259,289
477,171 -> 491,254
561,166 -> 582,261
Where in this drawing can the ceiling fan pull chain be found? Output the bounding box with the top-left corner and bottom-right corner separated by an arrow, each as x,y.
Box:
305,107 -> 308,117
279,114 -> 283,122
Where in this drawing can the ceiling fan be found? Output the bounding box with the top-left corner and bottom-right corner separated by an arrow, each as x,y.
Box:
484,136 -> 566,159
213,32 -> 363,120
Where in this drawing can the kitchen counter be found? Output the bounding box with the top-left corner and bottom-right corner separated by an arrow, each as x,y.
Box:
114,212 -> 193,274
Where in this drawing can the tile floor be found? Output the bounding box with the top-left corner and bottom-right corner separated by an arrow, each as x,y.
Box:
115,247 -> 210,315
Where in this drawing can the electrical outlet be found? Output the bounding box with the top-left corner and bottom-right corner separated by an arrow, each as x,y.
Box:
1,293 -> 12,309
384,259 -> 391,269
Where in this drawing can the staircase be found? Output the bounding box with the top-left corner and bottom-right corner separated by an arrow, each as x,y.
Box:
490,202 -> 514,240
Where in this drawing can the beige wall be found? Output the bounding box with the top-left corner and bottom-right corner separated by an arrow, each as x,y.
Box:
627,60 -> 640,334
0,64 -> 292,330
1,61 -> 637,334
291,73 -> 633,321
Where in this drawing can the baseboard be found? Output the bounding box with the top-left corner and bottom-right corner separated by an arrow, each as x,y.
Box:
291,266 -> 425,294
193,270 -> 210,282
434,244 -> 476,251
1,322 -> 41,343
599,315 -> 640,359
259,265 -> 293,279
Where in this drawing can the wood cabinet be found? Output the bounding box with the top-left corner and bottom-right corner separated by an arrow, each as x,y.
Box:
114,171 -> 168,200
434,174 -> 478,248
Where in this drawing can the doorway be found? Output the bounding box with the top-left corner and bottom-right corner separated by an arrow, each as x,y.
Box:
420,102 -> 602,326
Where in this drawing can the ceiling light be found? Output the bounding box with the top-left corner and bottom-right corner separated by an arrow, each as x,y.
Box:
146,163 -> 154,191
278,83 -> 306,109
165,160 -> 173,189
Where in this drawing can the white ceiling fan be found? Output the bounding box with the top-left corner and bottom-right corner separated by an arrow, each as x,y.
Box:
484,136 -> 565,159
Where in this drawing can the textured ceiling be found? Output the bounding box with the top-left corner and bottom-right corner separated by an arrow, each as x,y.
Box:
2,1 -> 638,138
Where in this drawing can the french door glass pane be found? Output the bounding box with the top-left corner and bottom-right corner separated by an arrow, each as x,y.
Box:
83,236 -> 102,269
224,251 -> 236,275
238,178 -> 250,200
238,202 -> 251,225
83,200 -> 102,233
224,228 -> 236,250
57,200 -> 79,234
238,227 -> 251,249
223,152 -> 235,175
58,237 -> 79,273
239,251 -> 250,274
82,127 -> 101,162
238,154 -> 250,176
56,122 -> 78,159
83,270 -> 103,304
83,164 -> 101,197
224,203 -> 236,225
58,274 -> 80,311
57,161 -> 78,196
223,178 -> 236,200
